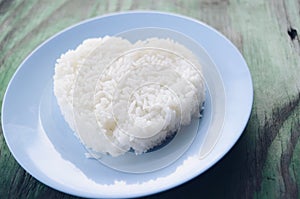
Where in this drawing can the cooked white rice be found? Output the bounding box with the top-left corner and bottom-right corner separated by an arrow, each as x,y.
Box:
53,36 -> 205,157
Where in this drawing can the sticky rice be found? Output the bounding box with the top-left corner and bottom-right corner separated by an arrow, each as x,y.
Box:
53,36 -> 205,157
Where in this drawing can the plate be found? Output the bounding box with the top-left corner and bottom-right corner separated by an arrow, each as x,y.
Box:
1,11 -> 253,198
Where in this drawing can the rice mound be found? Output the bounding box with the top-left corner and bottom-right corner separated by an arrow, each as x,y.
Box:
53,36 -> 205,157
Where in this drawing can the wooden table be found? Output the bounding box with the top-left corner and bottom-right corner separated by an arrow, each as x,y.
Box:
1,0 -> 300,198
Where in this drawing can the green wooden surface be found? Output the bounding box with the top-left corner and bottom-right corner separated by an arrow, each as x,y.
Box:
1,0 -> 300,198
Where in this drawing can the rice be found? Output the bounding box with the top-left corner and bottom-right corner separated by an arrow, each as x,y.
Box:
53,36 -> 205,157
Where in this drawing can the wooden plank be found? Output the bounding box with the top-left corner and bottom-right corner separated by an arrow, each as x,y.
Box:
0,0 -> 300,198
228,1 -> 300,198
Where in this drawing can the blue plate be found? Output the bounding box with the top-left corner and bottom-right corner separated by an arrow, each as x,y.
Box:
1,11 -> 253,198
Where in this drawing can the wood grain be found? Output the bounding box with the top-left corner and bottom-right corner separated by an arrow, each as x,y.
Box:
1,0 -> 300,198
